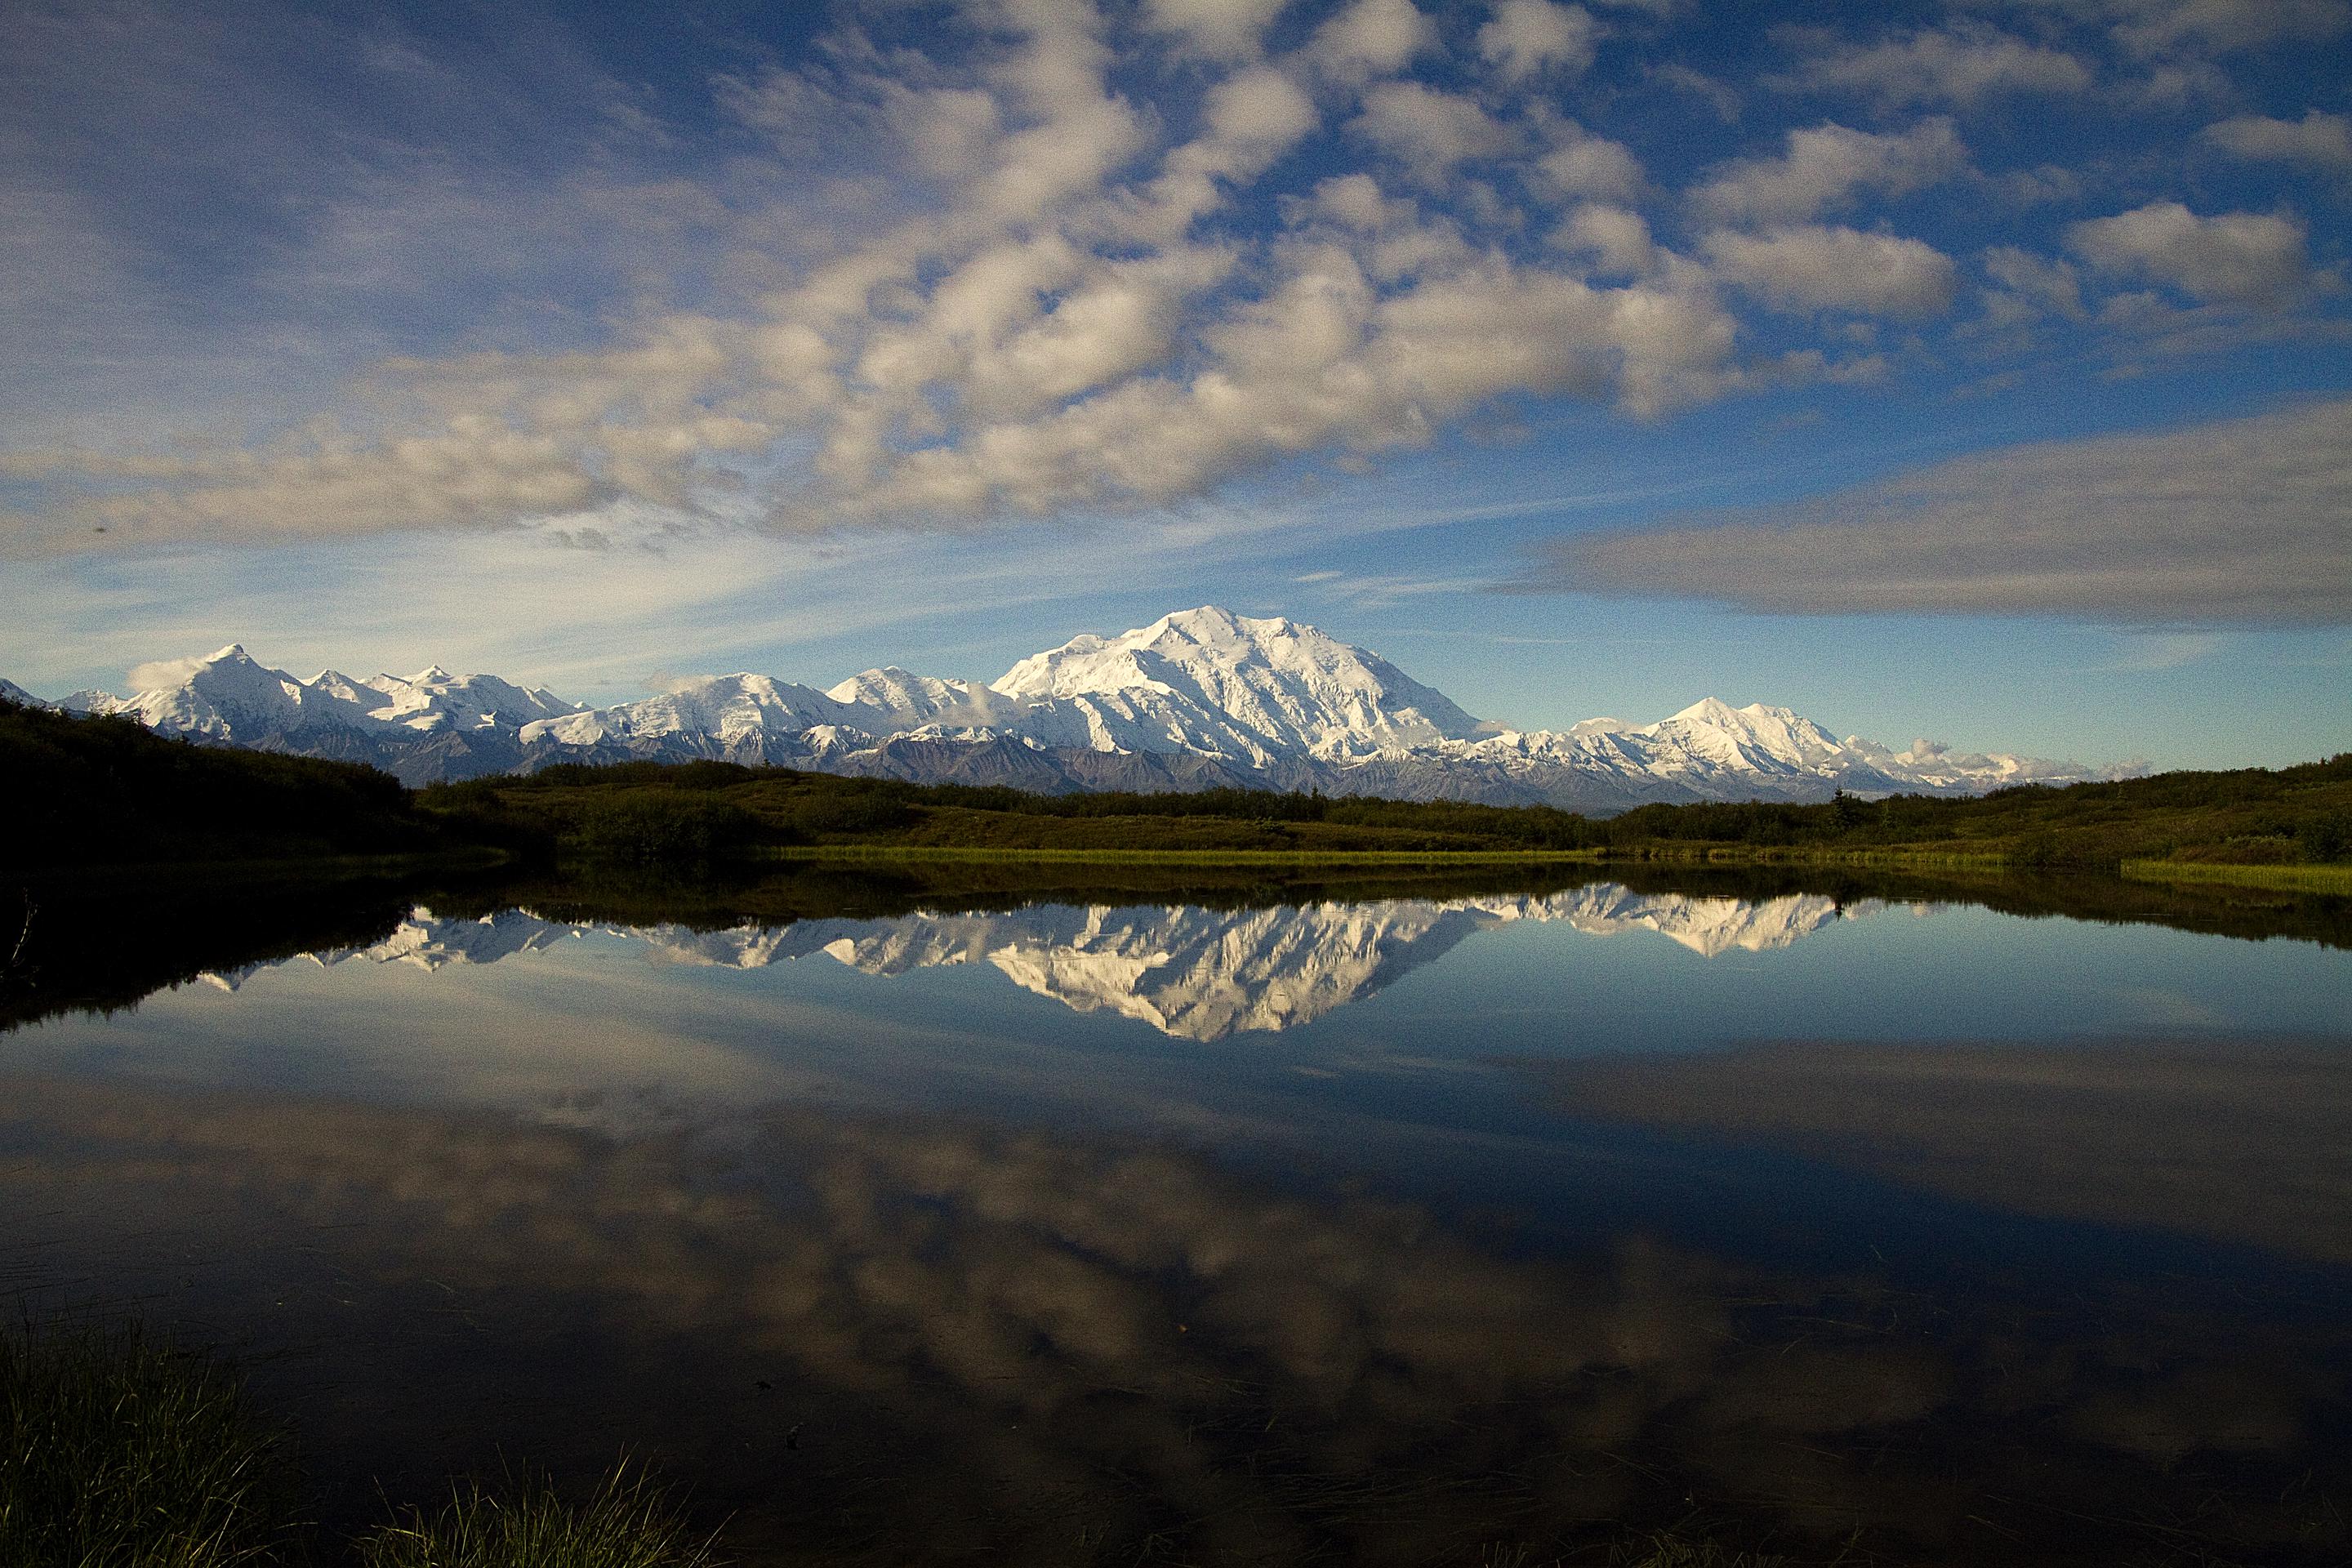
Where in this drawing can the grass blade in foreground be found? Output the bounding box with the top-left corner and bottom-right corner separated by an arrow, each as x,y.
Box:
358,1461 -> 719,1568
0,1318 -> 290,1568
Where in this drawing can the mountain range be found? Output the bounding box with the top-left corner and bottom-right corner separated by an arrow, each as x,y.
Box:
8,606 -> 2135,809
205,888 -> 1880,1041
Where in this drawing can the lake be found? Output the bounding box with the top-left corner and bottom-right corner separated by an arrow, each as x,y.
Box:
4,862 -> 2349,1565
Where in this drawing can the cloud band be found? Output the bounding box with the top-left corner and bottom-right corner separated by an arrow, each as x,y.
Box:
1519,399 -> 2352,625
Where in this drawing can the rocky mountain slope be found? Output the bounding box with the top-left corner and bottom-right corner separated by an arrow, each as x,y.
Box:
11,607 -> 2132,807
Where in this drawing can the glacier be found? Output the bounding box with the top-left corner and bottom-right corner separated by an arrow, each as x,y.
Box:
6,606 -> 2136,807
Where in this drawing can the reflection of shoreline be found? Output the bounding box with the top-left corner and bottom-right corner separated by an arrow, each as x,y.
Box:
1,1072 -> 2341,1565
205,886 -> 1884,1040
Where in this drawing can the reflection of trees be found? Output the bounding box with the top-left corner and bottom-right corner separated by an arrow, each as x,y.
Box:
0,868 -> 416,1030
2,1077 -> 2343,1566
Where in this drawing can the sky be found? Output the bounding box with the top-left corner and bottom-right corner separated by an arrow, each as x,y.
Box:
1,0 -> 2347,769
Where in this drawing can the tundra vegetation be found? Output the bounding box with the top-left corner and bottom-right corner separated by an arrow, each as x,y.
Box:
416,751 -> 2352,886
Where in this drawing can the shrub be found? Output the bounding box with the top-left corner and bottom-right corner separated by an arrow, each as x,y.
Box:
2303,813 -> 2352,864
575,795 -> 760,865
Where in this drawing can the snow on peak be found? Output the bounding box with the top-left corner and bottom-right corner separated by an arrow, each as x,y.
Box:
991,605 -> 1486,763
69,616 -> 2128,803
1668,696 -> 1746,725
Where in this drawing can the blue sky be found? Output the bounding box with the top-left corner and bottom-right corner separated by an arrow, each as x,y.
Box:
2,0 -> 2347,768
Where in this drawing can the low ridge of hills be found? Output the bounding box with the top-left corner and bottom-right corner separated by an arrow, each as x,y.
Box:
6,606 -> 2132,810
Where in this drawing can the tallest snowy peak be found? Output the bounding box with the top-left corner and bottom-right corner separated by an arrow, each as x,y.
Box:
991,605 -> 1485,763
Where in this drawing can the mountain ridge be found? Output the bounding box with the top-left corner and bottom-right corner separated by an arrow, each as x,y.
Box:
7,607 -> 2139,808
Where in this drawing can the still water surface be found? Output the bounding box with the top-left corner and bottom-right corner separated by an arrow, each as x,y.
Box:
5,871 -> 2350,1564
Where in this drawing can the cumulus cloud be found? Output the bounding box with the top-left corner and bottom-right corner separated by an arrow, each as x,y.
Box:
1529,115 -> 1647,203
7,0 -> 2344,563
1703,225 -> 1959,317
1303,0 -> 1437,82
9,0 -> 1780,554
2076,0 -> 2352,56
1348,81 -> 1521,184
1552,203 -> 1657,277
1686,118 -> 1968,226
1141,0 -> 1291,59
1981,244 -> 2089,320
1521,398 -> 2352,624
1476,0 -> 1601,83
1780,24 -> 2092,107
2066,201 -> 2313,306
2203,109 -> 2352,172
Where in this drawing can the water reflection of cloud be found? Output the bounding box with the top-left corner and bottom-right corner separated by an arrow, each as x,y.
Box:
1,1075 -> 2341,1566
1548,1036 -> 2352,1264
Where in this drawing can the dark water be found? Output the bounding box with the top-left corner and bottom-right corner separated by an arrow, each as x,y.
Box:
3,865 -> 2350,1565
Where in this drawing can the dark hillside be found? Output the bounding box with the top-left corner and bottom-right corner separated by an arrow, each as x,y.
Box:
0,698 -> 514,868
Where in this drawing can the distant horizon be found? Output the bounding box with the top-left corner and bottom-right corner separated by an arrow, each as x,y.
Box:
4,0 -> 2346,772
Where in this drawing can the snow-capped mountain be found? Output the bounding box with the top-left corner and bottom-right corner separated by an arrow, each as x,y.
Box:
994,608 -> 1484,764
10,607 -> 2136,805
201,888 -> 1887,1039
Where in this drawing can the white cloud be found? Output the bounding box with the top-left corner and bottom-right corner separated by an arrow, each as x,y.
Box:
2067,202 -> 2312,307
1652,62 -> 1741,121
1348,82 -> 1521,185
1703,225 -> 1959,318
1687,118 -> 1967,226
1528,116 -> 1646,203
2085,0 -> 2352,56
9,0 -> 2337,570
1526,398 -> 2352,625
1983,245 -> 2088,320
2203,110 -> 2352,172
1552,203 -> 1656,277
1783,24 -> 2091,107
1303,0 -> 1437,84
1477,0 -> 1601,84
1142,0 -> 1291,60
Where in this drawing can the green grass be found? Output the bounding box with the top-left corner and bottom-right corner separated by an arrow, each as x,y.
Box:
356,1463 -> 719,1568
2122,858 -> 2352,895
0,1318 -> 291,1568
770,843 -> 1606,866
1599,842 -> 2013,871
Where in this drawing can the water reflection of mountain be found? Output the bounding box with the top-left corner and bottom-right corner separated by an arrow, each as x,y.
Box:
216,887 -> 1878,1040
